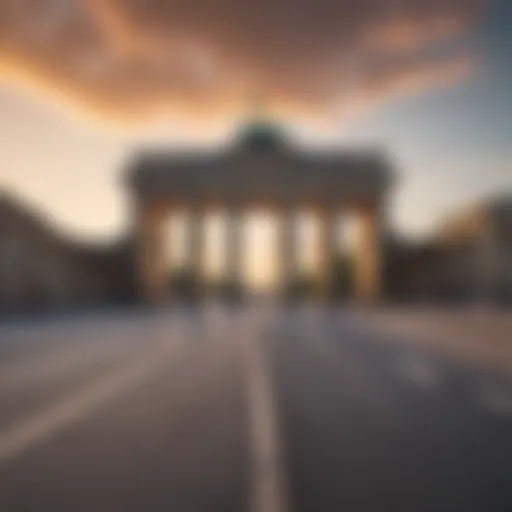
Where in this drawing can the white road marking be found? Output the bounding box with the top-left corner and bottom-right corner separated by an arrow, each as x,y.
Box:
242,309 -> 289,512
0,336 -> 182,461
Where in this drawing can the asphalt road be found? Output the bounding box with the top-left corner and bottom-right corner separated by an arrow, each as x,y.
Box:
0,304 -> 510,512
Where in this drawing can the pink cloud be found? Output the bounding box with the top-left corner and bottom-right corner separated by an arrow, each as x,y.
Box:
0,0 -> 481,124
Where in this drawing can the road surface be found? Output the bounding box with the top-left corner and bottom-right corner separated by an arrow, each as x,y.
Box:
0,303 -> 510,511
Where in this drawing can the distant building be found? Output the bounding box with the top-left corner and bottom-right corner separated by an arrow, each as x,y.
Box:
0,192 -> 136,315
386,195 -> 512,304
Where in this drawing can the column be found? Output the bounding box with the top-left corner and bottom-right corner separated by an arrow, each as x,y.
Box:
317,210 -> 337,299
277,208 -> 297,296
185,207 -> 206,295
475,216 -> 499,305
136,202 -> 167,304
225,209 -> 244,291
354,205 -> 382,304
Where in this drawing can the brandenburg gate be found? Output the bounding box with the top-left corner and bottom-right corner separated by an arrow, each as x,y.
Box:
125,121 -> 394,304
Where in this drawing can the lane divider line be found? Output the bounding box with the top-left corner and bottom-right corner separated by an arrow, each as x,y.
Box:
243,310 -> 289,512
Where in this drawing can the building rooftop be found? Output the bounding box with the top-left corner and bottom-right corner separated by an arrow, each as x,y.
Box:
125,122 -> 395,207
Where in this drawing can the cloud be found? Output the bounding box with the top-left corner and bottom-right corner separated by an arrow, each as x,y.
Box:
0,0 -> 481,125
338,56 -> 474,119
363,17 -> 466,54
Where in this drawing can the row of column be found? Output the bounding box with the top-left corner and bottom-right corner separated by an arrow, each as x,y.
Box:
136,204 -> 382,304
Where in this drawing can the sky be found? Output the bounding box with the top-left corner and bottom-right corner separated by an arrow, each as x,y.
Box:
0,0 -> 510,247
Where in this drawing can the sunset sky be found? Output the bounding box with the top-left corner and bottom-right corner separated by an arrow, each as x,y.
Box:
0,0 -> 510,248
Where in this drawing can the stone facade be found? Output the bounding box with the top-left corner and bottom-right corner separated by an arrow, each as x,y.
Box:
126,121 -> 394,304
386,195 -> 512,304
0,192 -> 135,314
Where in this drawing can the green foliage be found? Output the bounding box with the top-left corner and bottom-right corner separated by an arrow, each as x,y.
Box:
330,253 -> 354,298
168,268 -> 199,298
284,254 -> 355,299
212,278 -> 245,300
284,274 -> 316,299
167,253 -> 355,301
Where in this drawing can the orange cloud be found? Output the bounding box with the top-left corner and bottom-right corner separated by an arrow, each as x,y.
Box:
0,0 -> 481,127
85,0 -> 140,58
367,56 -> 473,97
339,56 -> 474,119
364,17 -> 466,54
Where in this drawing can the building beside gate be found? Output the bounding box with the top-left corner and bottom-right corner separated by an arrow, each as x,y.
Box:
0,192 -> 136,314
386,195 -> 512,304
